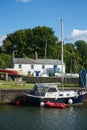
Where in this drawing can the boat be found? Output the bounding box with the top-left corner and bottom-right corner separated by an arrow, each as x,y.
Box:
23,83 -> 86,106
0,69 -> 19,75
45,101 -> 67,108
0,68 -> 28,76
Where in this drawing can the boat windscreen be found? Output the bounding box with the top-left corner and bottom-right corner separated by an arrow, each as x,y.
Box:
37,87 -> 48,96
47,87 -> 57,92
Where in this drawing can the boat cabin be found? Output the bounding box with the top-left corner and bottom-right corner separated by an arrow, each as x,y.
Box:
29,84 -> 58,96
27,83 -> 79,99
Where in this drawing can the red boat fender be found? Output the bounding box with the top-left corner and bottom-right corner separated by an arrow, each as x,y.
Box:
16,101 -> 20,106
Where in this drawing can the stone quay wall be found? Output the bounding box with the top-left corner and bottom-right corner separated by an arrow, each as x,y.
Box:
22,76 -> 79,84
0,89 -> 29,104
0,73 -> 80,84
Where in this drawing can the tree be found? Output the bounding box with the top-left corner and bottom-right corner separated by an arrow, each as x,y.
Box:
64,43 -> 73,72
3,26 -> 58,59
0,54 -> 12,68
74,40 -> 87,70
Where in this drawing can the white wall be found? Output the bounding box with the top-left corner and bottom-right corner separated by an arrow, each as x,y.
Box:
14,64 -> 65,76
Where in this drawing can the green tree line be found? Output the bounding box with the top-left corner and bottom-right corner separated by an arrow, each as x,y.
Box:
0,26 -> 87,73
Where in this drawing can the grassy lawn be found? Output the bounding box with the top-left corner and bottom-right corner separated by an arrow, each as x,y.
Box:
0,80 -> 79,89
0,81 -> 34,89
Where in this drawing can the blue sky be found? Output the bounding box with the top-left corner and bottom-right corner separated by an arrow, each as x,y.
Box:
0,0 -> 87,45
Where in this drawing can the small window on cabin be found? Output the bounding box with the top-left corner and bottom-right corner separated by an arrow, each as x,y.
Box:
67,94 -> 69,96
59,94 -> 63,96
31,64 -> 34,69
48,88 -> 57,92
42,65 -> 45,69
19,64 -> 22,68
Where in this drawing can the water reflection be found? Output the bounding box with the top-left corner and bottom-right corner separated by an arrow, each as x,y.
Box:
0,104 -> 87,130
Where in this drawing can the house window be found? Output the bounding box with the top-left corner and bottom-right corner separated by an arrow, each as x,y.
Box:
31,64 -> 34,69
42,65 -> 45,69
18,64 -> 22,68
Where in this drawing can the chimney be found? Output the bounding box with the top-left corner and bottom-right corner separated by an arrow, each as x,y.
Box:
35,51 -> 38,60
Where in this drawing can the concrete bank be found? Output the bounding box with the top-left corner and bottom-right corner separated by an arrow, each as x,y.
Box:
0,88 -> 87,104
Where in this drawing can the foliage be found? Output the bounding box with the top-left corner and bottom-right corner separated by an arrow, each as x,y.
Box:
3,26 -> 58,59
0,54 -> 12,68
64,40 -> 87,72
74,40 -> 87,69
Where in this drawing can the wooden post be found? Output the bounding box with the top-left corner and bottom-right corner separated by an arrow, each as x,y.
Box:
5,73 -> 8,81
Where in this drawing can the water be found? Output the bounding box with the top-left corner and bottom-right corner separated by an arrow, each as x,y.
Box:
0,103 -> 87,130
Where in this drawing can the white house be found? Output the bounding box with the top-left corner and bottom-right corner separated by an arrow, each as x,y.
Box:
12,58 -> 65,77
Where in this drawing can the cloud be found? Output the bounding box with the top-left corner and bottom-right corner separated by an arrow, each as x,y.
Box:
0,35 -> 7,46
66,29 -> 87,42
16,0 -> 31,3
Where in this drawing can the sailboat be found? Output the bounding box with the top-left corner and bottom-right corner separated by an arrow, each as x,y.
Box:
14,20 -> 86,107
18,81 -> 86,107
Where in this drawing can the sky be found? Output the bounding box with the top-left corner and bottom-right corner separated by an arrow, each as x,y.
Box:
0,0 -> 87,45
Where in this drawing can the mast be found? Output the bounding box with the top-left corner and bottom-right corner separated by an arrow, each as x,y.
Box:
45,38 -> 47,59
61,19 -> 64,89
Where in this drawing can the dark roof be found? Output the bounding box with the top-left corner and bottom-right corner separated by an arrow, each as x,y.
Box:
35,83 -> 57,88
13,58 -> 65,65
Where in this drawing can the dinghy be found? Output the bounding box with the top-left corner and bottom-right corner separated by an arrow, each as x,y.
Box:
45,101 -> 67,108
